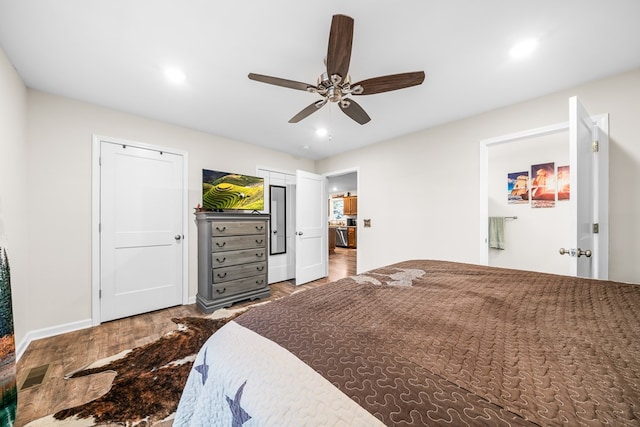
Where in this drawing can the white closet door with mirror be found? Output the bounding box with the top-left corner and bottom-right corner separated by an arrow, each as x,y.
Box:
257,168 -> 296,283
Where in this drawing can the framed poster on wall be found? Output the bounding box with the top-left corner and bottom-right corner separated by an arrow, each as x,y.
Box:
507,171 -> 529,204
531,162 -> 556,208
557,165 -> 570,201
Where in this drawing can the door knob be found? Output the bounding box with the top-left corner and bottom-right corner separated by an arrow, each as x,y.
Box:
175,235 -> 182,241
579,249 -> 592,258
559,247 -> 592,257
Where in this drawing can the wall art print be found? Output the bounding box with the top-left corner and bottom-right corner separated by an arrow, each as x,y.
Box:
531,162 -> 556,208
507,171 -> 529,204
0,247 -> 16,425
557,165 -> 570,201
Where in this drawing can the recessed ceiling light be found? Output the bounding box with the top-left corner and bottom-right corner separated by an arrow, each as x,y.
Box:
165,67 -> 186,84
510,38 -> 538,59
316,128 -> 328,137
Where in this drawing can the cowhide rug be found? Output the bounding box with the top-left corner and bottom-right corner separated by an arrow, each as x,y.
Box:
26,309 -> 247,427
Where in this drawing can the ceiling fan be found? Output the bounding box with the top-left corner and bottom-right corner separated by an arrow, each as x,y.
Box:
248,14 -> 426,125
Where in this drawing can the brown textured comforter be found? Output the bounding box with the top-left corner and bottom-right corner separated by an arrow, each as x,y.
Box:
236,260 -> 640,426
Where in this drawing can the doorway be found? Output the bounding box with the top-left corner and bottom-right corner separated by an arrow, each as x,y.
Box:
326,169 -> 358,280
479,97 -> 609,279
486,130 -> 571,275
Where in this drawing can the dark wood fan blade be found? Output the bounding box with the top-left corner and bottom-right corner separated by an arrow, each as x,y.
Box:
248,73 -> 316,92
339,98 -> 370,125
288,99 -> 328,123
352,71 -> 425,95
326,14 -> 354,83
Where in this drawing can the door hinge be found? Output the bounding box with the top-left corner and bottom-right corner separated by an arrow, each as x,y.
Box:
592,140 -> 599,152
99,289 -> 102,298
593,223 -> 599,233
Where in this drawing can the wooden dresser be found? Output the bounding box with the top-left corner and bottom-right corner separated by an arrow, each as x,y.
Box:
196,211 -> 271,313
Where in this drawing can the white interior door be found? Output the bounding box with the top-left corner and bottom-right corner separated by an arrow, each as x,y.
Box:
568,97 -> 609,278
100,141 -> 184,322
295,170 -> 327,285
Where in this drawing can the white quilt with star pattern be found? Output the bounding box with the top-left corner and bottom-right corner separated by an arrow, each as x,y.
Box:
174,320 -> 382,426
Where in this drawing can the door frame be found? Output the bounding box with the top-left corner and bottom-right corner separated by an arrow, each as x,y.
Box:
478,112 -> 608,277
91,135 -> 190,326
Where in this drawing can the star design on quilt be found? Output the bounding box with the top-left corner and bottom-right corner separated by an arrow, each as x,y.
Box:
226,381 -> 252,427
194,348 -> 209,385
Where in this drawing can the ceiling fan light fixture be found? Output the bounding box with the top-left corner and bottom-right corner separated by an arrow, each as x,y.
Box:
328,86 -> 342,103
316,128 -> 328,137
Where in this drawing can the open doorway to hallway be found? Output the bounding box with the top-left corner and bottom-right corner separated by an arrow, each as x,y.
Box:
326,170 -> 358,280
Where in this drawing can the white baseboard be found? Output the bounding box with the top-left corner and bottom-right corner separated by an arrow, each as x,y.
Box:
16,318 -> 93,361
16,299 -> 199,361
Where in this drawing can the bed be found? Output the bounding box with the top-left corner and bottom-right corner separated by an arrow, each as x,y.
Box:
174,260 -> 640,426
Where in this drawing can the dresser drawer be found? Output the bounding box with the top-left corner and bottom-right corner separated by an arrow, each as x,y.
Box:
211,221 -> 267,236
212,234 -> 266,252
212,261 -> 267,284
212,275 -> 267,298
211,248 -> 266,267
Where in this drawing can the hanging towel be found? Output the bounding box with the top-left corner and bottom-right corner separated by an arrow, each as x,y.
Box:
488,216 -> 505,250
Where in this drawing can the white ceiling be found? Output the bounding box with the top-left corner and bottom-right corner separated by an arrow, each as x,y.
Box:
328,172 -> 357,194
1,1 -> 639,160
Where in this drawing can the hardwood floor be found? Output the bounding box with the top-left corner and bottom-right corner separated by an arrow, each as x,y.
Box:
15,248 -> 356,426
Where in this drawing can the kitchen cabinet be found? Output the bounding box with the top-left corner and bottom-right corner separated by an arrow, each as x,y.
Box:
344,196 -> 358,215
328,226 -> 336,253
348,227 -> 357,248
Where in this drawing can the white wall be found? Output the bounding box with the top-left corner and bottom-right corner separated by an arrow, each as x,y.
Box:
24,90 -> 314,343
0,48 -> 28,345
317,68 -> 640,284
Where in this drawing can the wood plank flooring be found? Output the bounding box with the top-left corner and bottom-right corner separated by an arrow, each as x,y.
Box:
15,248 -> 356,426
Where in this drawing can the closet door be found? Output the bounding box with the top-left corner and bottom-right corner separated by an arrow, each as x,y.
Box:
100,140 -> 184,322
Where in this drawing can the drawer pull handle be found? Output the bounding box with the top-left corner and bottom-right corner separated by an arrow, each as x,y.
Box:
217,272 -> 227,278
216,257 -> 226,263
256,239 -> 264,244
257,266 -> 265,271
256,279 -> 264,285
216,242 -> 226,248
216,287 -> 226,294
256,225 -> 264,231
256,253 -> 263,258
216,226 -> 226,232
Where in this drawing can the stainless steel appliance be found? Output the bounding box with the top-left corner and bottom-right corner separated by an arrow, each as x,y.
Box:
336,227 -> 349,247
